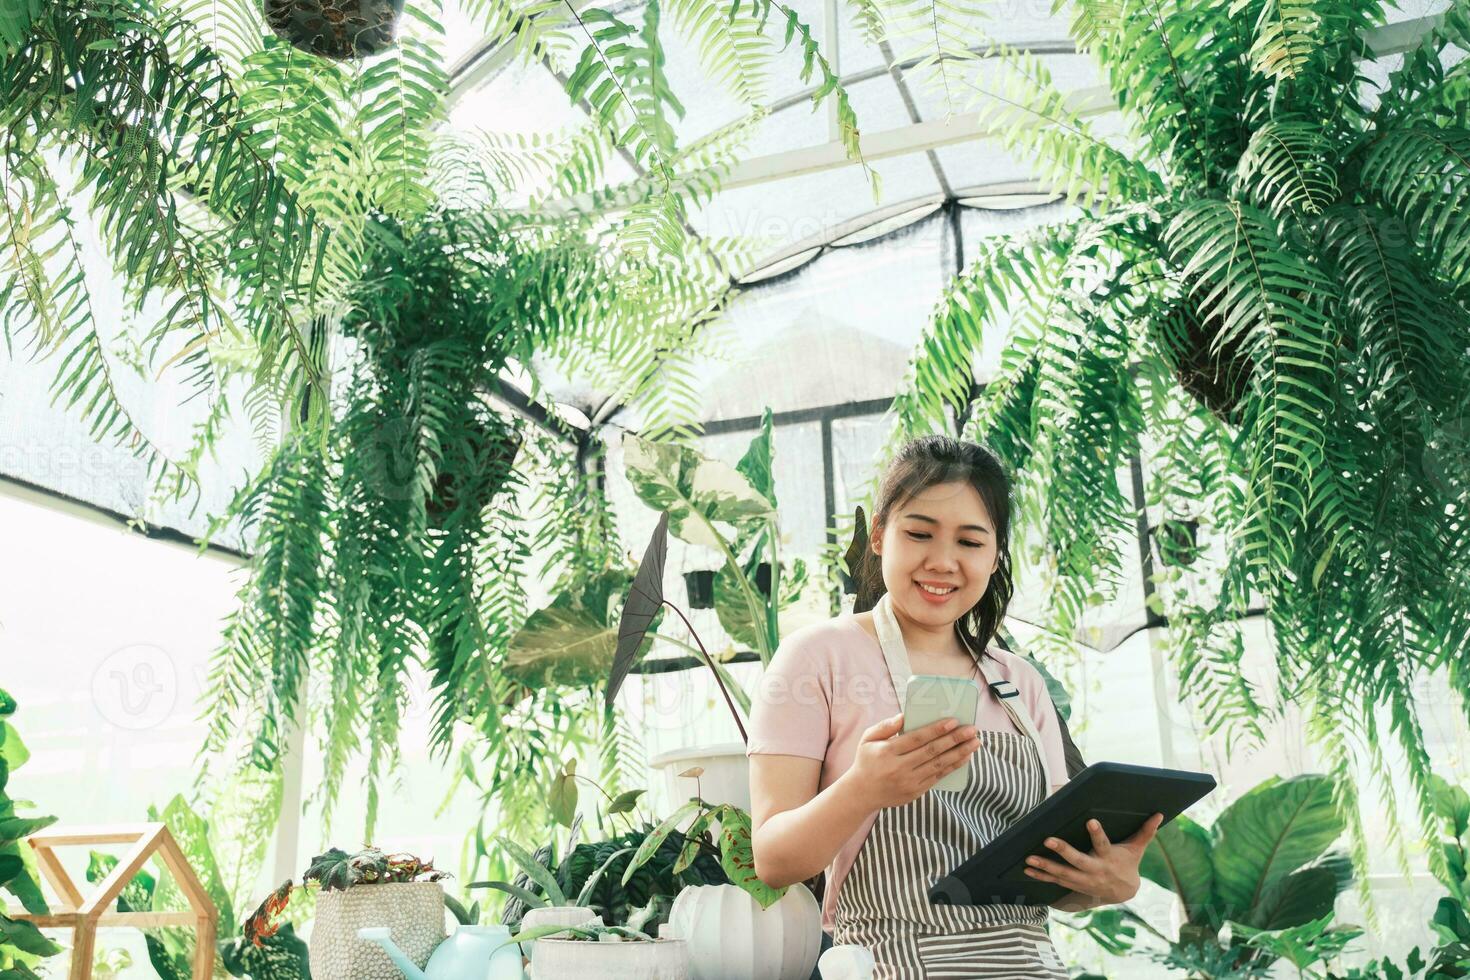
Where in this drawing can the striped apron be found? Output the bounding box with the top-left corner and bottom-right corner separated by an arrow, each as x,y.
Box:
832,595 -> 1068,979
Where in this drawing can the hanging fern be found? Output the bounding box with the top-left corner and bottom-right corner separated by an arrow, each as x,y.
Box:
892,0 -> 1470,863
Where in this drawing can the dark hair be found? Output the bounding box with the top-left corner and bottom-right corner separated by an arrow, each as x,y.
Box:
859,435 -> 1015,660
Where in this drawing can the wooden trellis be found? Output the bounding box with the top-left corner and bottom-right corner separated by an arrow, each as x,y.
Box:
7,823 -> 217,980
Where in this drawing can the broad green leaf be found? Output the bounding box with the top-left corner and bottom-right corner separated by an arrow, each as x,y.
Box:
713,806 -> 785,909
735,408 -> 776,505
1245,865 -> 1340,930
606,789 -> 645,815
1,842 -> 47,914
622,800 -> 701,885
469,880 -> 547,910
150,795 -> 234,934
494,836 -> 566,907
549,763 -> 578,829
0,915 -> 62,956
1139,816 -> 1216,925
0,723 -> 29,771
622,432 -> 773,551
0,816 -> 55,842
506,570 -> 651,690
1212,775 -> 1343,921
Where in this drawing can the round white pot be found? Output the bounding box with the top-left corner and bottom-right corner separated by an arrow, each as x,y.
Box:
530,937 -> 689,979
309,881 -> 446,980
649,743 -> 750,812
668,883 -> 821,980
520,906 -> 600,973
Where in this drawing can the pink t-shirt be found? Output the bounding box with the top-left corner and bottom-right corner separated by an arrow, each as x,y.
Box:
746,613 -> 1067,930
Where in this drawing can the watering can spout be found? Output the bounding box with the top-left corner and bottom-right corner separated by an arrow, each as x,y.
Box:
358,927 -> 430,980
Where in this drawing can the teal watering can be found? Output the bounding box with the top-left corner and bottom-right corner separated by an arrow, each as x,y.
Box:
357,925 -> 525,980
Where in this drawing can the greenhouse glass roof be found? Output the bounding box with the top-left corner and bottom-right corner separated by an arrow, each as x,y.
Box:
0,0 -> 1453,573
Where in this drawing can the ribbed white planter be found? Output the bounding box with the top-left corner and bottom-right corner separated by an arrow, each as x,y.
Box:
649,744 -> 750,812
309,881 -> 446,980
530,937 -> 689,979
520,906 -> 599,974
668,883 -> 821,980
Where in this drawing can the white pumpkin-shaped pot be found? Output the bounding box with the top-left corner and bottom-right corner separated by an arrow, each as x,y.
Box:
668,883 -> 821,980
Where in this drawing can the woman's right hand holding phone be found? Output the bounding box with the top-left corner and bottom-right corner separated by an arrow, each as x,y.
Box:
841,713 -> 981,810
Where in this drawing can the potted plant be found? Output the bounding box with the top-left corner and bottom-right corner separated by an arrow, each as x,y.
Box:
244,846 -> 450,980
504,921 -> 689,979
475,778 -> 730,972
619,799 -> 821,980
616,413 -> 818,810
262,0 -> 408,59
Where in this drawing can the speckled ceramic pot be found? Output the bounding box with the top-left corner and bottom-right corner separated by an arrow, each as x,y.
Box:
309,881 -> 446,980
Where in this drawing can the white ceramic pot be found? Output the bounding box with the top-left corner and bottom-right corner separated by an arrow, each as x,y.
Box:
649,743 -> 750,811
309,881 -> 446,980
530,937 -> 689,979
668,883 -> 821,980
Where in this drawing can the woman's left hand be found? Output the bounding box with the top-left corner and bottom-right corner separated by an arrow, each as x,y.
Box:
1026,813 -> 1164,906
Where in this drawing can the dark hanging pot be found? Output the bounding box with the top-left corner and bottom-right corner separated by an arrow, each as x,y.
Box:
1152,518 -> 1201,568
682,570 -> 716,610
263,0 -> 408,60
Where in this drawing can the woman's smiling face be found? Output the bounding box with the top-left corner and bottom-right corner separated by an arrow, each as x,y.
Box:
874,479 -> 999,631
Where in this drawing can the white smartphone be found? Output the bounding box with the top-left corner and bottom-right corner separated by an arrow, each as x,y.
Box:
903,674 -> 980,792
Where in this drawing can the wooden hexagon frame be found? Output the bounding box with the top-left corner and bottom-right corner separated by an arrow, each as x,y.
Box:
7,823 -> 217,980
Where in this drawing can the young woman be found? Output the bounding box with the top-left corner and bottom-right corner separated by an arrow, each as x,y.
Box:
748,436 -> 1161,978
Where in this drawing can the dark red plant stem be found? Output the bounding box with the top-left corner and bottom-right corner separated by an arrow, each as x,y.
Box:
661,600 -> 749,745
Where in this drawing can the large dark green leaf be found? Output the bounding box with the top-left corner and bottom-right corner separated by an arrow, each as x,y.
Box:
0,815 -> 55,842
607,512 -> 669,709
0,914 -> 61,956
1212,775 -> 1343,921
0,722 -> 29,771
1139,815 -> 1216,926
621,433 -> 773,551
1245,865 -> 1340,930
506,570 -> 641,690
219,921 -> 311,980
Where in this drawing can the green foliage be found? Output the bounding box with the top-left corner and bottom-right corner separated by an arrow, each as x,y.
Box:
891,0 -> 1470,863
1073,774 -> 1356,976
620,416 -> 808,667
0,690 -> 60,980
476,823 -> 726,929
623,799 -> 784,909
505,570 -> 654,690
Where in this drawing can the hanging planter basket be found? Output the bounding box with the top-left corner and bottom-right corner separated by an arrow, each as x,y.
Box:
263,0 -> 408,60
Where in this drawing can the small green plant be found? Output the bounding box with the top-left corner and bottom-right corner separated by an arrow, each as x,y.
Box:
0,687 -> 62,980
504,921 -> 663,945
474,789 -> 728,932
622,794 -> 786,910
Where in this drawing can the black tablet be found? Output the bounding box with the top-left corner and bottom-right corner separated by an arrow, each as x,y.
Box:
929,761 -> 1216,907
